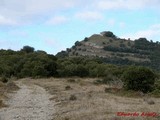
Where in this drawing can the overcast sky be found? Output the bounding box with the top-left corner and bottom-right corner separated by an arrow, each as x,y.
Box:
0,0 -> 160,54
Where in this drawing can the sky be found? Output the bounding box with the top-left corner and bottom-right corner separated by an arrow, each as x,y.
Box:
0,0 -> 160,55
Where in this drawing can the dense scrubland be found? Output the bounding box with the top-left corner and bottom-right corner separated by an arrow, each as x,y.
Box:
0,45 -> 160,95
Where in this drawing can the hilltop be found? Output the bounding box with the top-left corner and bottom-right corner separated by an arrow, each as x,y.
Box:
56,31 -> 160,70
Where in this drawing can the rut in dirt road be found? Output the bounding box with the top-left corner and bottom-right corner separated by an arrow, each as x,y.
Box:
0,81 -> 55,120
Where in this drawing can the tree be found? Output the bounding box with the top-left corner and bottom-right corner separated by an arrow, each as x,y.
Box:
44,60 -> 57,76
32,65 -> 48,77
56,51 -> 68,58
84,37 -> 89,42
122,66 -> 156,93
21,46 -> 35,53
75,41 -> 82,46
75,64 -> 89,77
100,31 -> 117,38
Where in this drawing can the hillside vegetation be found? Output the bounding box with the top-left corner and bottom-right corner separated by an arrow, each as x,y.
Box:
0,32 -> 160,96
0,46 -> 57,78
57,31 -> 160,71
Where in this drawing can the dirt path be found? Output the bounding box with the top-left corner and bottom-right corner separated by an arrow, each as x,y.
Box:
0,81 -> 55,120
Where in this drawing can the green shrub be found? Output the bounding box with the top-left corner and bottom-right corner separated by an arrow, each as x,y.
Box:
20,46 -> 34,53
150,89 -> 160,97
0,76 -> 8,83
84,37 -> 89,42
122,66 -> 156,93
102,74 -> 115,84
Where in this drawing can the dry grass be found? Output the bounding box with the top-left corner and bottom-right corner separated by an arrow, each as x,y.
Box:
0,80 -> 19,108
6,81 -> 20,92
0,81 -> 7,108
25,78 -> 160,120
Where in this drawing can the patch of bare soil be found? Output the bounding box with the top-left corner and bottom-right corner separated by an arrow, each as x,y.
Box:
0,80 -> 55,120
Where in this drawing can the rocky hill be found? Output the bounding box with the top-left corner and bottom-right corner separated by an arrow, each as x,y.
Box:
56,31 -> 160,70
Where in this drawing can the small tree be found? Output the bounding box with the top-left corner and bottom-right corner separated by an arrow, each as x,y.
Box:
84,37 -> 89,42
21,46 -> 34,53
122,66 -> 156,93
75,41 -> 82,46
100,31 -> 116,38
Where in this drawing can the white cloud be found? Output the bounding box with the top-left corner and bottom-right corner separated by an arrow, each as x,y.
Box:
121,24 -> 160,41
119,22 -> 126,28
0,15 -> 17,25
44,39 -> 56,46
107,19 -> 115,26
0,0 -> 160,26
107,19 -> 126,28
43,38 -> 66,54
8,30 -> 28,37
0,0 -> 159,27
0,0 -> 76,25
0,0 -> 75,15
0,39 -> 21,50
96,0 -> 160,10
75,11 -> 103,21
46,16 -> 68,25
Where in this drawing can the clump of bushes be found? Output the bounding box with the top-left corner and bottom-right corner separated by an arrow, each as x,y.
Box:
0,76 -> 8,83
122,66 -> 156,93
101,74 -> 115,84
149,79 -> 160,97
65,85 -> 72,90
84,37 -> 89,42
69,94 -> 77,101
100,31 -> 117,38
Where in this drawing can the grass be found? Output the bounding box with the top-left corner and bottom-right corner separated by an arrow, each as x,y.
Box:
0,81 -> 7,108
29,78 -> 160,120
0,80 -> 19,108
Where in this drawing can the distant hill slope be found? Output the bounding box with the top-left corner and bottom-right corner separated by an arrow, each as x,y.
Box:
56,31 -> 160,70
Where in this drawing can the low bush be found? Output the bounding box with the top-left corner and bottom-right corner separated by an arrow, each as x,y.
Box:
0,76 -> 8,83
69,94 -> 77,101
65,85 -> 72,90
150,89 -> 160,97
122,66 -> 156,93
